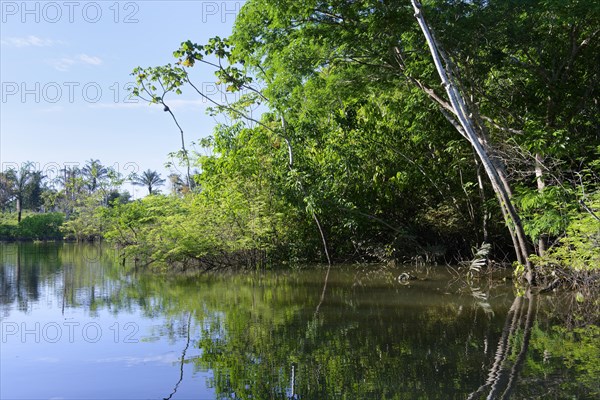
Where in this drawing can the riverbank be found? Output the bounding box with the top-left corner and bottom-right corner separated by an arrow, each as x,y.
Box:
2,207 -> 599,293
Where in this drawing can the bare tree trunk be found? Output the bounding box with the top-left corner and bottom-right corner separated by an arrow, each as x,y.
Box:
411,0 -> 533,284
500,292 -> 536,399
466,295 -> 521,400
164,312 -> 193,400
162,102 -> 193,191
474,156 -> 489,243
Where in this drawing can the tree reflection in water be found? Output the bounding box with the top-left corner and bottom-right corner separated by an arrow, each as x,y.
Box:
1,242 -> 598,399
468,291 -> 536,400
163,312 -> 193,400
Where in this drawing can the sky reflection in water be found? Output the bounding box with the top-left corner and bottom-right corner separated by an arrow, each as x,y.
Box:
1,242 -> 597,399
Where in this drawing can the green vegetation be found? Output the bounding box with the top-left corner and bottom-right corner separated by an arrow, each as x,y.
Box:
0,213 -> 20,240
0,212 -> 64,240
0,159 -> 132,241
125,0 -> 599,279
16,213 -> 64,240
531,192 -> 600,276
2,1 -> 599,284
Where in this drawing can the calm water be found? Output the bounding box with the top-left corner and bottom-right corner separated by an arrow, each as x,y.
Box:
0,243 -> 598,399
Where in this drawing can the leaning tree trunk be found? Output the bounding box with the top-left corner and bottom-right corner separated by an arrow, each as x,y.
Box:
411,0 -> 533,284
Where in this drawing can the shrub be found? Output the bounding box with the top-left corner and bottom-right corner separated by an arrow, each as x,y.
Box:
17,213 -> 65,240
0,224 -> 17,240
533,192 -> 600,271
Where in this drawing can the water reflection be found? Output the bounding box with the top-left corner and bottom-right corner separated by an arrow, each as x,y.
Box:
1,242 -> 598,399
164,312 -> 193,400
468,292 -> 537,400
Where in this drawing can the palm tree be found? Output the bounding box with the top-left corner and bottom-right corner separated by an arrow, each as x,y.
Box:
56,165 -> 80,196
5,162 -> 35,222
55,166 -> 84,216
0,172 -> 15,212
82,159 -> 108,193
131,169 -> 166,195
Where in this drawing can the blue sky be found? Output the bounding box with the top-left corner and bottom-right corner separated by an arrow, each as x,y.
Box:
1,0 -> 246,197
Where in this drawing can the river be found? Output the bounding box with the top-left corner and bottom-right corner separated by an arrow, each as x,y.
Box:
0,242 -> 598,399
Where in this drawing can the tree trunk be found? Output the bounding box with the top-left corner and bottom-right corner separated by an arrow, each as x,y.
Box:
474,156 -> 489,243
16,197 -> 22,223
411,0 -> 533,284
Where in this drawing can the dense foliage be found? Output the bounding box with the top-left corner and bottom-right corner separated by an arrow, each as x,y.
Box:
0,212 -> 64,240
2,1 -> 599,279
120,0 -> 599,274
0,159 -> 132,240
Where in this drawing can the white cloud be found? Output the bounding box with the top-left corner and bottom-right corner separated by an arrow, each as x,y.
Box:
46,54 -> 103,71
47,57 -> 76,72
78,54 -> 102,66
1,35 -> 61,48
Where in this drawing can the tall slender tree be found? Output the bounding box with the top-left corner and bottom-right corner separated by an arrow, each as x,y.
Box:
0,172 -> 14,212
410,0 -> 532,281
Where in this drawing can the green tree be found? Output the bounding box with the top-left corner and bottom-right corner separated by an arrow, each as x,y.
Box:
0,172 -> 14,212
82,159 -> 108,193
17,213 -> 64,240
4,162 -> 43,223
226,0 -> 599,273
168,173 -> 186,195
22,170 -> 44,211
56,165 -> 85,215
131,169 -> 166,195
123,0 -> 598,275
